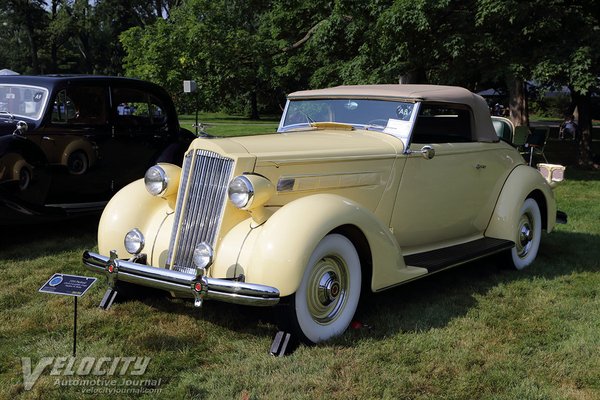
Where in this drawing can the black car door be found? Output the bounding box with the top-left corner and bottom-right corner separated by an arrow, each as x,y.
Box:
32,83 -> 113,205
108,85 -> 173,190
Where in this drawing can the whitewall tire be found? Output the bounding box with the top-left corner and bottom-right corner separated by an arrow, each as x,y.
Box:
290,234 -> 362,344
510,198 -> 542,270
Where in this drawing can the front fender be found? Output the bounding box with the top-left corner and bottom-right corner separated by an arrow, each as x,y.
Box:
213,194 -> 425,297
98,178 -> 174,260
486,165 -> 557,241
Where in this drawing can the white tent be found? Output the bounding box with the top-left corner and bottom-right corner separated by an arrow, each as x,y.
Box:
0,69 -> 19,75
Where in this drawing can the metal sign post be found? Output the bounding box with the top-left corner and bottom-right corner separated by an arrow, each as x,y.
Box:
183,80 -> 199,135
39,274 -> 97,357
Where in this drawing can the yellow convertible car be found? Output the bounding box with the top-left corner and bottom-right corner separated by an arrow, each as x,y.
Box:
83,85 -> 566,344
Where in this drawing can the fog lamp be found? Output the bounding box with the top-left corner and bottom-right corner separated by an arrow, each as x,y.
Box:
193,242 -> 213,270
124,228 -> 145,255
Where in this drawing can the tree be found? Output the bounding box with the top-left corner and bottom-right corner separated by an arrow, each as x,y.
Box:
0,0 -> 48,74
527,1 -> 600,168
121,0 -> 338,117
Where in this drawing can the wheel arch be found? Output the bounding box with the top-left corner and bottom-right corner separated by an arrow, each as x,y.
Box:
241,193 -> 405,297
485,165 -> 557,241
331,224 -> 373,296
528,189 -> 548,230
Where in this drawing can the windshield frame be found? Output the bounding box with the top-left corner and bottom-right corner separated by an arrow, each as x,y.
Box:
278,97 -> 421,146
0,84 -> 50,121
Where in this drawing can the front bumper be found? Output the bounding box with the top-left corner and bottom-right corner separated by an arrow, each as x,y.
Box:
82,251 -> 280,307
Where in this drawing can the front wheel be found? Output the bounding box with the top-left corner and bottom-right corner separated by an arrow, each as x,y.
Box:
509,198 -> 542,270
288,234 -> 362,344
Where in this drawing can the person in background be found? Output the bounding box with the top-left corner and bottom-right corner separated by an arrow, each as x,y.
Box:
559,114 -> 579,140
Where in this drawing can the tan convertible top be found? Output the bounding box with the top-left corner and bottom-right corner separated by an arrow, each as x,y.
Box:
288,84 -> 499,142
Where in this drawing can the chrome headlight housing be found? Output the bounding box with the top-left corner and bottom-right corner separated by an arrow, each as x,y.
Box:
124,228 -> 145,255
192,242 -> 214,271
227,174 -> 275,210
144,163 -> 181,199
228,175 -> 254,208
144,165 -> 168,196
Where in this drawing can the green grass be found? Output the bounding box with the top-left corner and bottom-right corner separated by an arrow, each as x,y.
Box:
1,169 -> 599,399
179,113 -> 280,137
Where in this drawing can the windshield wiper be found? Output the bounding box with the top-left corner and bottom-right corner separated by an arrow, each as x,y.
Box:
298,110 -> 315,124
361,123 -> 386,131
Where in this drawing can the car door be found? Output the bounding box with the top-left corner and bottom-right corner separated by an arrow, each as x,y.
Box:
390,103 -> 505,254
108,85 -> 172,190
29,83 -> 112,204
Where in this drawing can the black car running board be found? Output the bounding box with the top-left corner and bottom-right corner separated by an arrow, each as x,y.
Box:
404,237 -> 514,273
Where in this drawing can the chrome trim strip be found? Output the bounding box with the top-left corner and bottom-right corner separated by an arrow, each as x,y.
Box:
83,251 -> 280,307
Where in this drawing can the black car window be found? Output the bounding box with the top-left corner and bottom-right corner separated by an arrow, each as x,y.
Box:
411,104 -> 474,144
112,87 -> 167,128
52,86 -> 107,125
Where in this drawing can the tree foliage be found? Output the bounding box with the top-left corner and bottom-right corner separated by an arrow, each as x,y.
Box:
1,1 -> 599,163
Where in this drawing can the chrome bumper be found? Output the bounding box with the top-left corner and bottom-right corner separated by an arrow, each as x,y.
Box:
82,251 -> 280,307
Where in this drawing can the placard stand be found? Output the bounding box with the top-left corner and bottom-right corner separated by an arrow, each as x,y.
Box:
73,297 -> 77,357
39,273 -> 97,357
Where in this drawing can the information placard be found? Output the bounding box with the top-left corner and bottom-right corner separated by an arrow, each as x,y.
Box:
39,274 -> 97,297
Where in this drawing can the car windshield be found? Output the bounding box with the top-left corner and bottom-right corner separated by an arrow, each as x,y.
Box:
278,98 -> 418,136
0,84 -> 49,120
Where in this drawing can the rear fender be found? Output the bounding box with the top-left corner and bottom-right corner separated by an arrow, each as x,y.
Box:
486,165 -> 557,241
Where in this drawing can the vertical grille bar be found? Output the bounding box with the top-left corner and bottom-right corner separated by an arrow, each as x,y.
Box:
166,149 -> 234,274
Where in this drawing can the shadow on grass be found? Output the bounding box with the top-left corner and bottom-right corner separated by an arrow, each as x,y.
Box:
345,230 -> 599,342
4,216 -> 587,351
94,230 -> 599,350
564,168 -> 600,181
0,215 -> 100,261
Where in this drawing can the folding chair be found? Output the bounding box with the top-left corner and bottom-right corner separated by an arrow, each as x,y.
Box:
524,127 -> 549,166
512,125 -> 530,154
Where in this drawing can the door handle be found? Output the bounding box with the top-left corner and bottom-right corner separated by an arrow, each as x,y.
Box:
42,136 -> 55,141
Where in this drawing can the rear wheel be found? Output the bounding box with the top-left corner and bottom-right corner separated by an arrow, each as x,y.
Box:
509,198 -> 542,270
288,234 -> 361,344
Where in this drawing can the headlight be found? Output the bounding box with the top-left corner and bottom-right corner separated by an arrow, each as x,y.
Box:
144,165 -> 167,196
193,242 -> 213,271
228,175 -> 254,208
227,174 -> 275,211
124,228 -> 145,255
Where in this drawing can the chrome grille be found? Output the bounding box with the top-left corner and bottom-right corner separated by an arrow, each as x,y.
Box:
167,149 -> 234,274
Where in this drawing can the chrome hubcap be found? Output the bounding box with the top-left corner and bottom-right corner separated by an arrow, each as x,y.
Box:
317,271 -> 341,306
516,214 -> 534,258
307,256 -> 348,324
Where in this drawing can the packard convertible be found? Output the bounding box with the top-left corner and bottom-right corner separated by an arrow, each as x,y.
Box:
83,85 -> 565,344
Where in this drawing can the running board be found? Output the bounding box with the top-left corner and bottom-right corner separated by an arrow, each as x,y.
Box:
404,238 -> 514,273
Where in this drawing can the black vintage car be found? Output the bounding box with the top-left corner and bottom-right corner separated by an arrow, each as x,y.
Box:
0,75 -> 195,224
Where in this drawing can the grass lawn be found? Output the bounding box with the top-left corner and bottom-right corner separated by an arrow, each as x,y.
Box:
179,113 -> 280,137
0,168 -> 599,399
